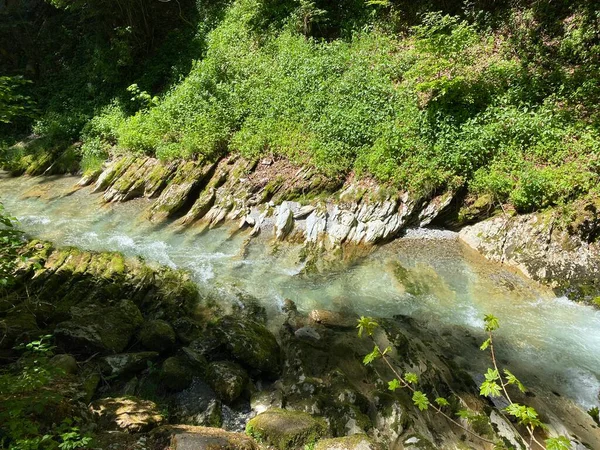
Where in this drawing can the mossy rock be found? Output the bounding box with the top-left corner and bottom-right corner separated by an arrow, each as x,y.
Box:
161,356 -> 196,391
54,300 -> 143,354
139,320 -> 176,353
213,316 -> 281,377
246,409 -> 328,450
100,352 -> 159,378
205,361 -> 249,404
315,435 -> 380,450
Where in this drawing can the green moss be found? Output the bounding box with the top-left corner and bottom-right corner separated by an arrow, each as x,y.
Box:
246,409 -> 328,450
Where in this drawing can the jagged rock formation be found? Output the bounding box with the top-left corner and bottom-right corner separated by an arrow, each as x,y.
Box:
79,155 -> 454,247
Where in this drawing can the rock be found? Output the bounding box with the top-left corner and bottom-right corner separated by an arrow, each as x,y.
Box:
246,409 -> 328,450
99,352 -> 159,378
418,191 -> 454,227
54,300 -> 143,354
213,316 -> 281,377
169,379 -> 223,427
92,156 -> 136,194
294,205 -> 316,220
275,203 -> 295,240
139,319 -> 176,353
251,389 -> 284,414
149,160 -> 215,222
165,425 -> 258,450
161,356 -> 196,391
308,310 -> 357,330
49,354 -> 79,375
315,435 -> 380,450
183,188 -> 217,225
90,396 -> 164,433
327,207 -> 356,244
294,327 -> 321,341
206,361 -> 249,404
305,210 -> 328,242
172,317 -> 204,345
0,307 -> 39,349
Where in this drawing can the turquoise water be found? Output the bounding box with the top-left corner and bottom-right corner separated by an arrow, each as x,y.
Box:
2,172 -> 600,411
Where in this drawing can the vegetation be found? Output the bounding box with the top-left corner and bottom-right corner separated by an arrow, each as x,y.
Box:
3,0 -> 600,213
357,315 -> 572,449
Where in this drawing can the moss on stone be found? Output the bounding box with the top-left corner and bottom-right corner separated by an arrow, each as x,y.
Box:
246,409 -> 328,450
139,320 -> 176,353
160,356 -> 196,391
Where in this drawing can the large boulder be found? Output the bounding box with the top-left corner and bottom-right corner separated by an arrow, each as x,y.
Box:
49,354 -> 79,375
152,425 -> 257,450
139,319 -> 176,353
205,361 -> 249,404
90,396 -> 164,433
169,379 -> 223,427
246,409 -> 328,450
213,316 -> 281,377
54,300 -> 143,354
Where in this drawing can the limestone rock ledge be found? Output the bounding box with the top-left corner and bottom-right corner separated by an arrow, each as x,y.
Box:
459,203 -> 600,301
81,155 -> 455,247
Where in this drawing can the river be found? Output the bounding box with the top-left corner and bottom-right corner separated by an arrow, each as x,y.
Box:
1,172 -> 599,412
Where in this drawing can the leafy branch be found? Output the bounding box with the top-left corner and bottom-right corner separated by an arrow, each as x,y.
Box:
357,316 -> 573,450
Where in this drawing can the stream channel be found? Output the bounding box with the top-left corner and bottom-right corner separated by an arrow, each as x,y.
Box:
1,172 -> 599,415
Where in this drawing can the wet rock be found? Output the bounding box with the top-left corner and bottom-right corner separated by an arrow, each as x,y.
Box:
315,435 -> 380,450
49,354 -> 79,375
205,361 -> 249,404
139,319 -> 176,353
308,310 -> 357,330
246,409 -> 328,450
161,356 -> 197,391
90,396 -> 164,433
100,352 -> 159,378
275,202 -> 295,240
213,316 -> 281,377
54,300 -> 143,354
103,157 -> 149,202
165,425 -> 258,450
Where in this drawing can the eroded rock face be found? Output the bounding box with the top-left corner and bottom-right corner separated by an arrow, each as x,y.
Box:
246,409 -> 328,450
459,206 -> 600,300
90,396 -> 164,433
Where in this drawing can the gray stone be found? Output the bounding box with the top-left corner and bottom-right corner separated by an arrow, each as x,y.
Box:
205,361 -> 249,404
100,352 -> 159,378
275,202 -> 295,240
49,354 -> 78,375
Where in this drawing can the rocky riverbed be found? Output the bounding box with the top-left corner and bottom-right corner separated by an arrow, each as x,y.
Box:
2,241 -> 599,449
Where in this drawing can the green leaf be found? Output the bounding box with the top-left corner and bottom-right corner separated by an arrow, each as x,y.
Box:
357,317 -> 379,338
363,346 -> 380,365
483,314 -> 499,332
404,372 -> 418,384
480,338 -> 491,351
484,368 -> 499,382
504,403 -> 543,428
545,436 -> 572,450
388,378 -> 401,392
412,391 -> 430,411
480,380 -> 502,397
504,369 -> 526,393
435,397 -> 449,407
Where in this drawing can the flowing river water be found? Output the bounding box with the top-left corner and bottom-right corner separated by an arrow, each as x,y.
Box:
1,172 -> 600,414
